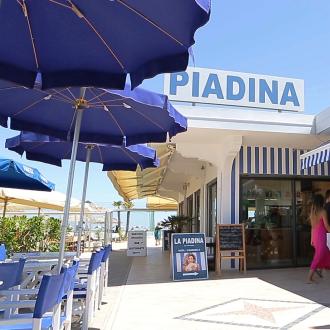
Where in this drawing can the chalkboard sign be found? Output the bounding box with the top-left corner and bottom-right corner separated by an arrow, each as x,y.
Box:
218,225 -> 243,251
215,224 -> 246,275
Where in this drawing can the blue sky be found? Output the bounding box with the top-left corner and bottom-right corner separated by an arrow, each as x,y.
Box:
1,1 -> 330,208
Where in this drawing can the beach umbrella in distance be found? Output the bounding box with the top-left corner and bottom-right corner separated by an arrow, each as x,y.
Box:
6,131 -> 159,254
0,0 -> 210,90
0,158 -> 55,216
0,158 -> 54,191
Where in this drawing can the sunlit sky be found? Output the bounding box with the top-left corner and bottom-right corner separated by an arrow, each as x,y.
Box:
1,1 -> 330,208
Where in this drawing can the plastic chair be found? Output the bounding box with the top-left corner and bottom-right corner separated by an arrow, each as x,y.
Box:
0,260 -> 79,330
74,249 -> 105,330
0,258 -> 26,290
0,258 -> 26,318
98,244 -> 112,309
60,260 -> 80,329
0,271 -> 65,330
0,244 -> 6,261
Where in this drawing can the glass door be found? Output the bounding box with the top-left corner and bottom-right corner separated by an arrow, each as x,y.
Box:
241,178 -> 294,268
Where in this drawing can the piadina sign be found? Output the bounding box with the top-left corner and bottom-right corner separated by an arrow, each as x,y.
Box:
164,67 -> 304,112
171,233 -> 208,281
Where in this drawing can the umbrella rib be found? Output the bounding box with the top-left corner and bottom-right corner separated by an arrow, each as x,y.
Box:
18,0 -> 40,69
129,104 -> 165,130
0,86 -> 23,91
50,88 -> 76,103
88,88 -> 126,136
118,0 -> 186,47
13,96 -> 49,117
96,145 -> 103,164
120,146 -> 140,166
12,88 -> 74,117
48,0 -> 71,9
86,89 -> 109,103
47,1 -> 126,71
90,97 -> 128,105
65,87 -> 78,101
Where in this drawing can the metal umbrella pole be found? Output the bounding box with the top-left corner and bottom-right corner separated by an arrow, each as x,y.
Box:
57,87 -> 86,272
2,198 -> 7,218
76,145 -> 93,256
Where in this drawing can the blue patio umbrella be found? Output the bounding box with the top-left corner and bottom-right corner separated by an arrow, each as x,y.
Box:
0,1 -> 210,90
6,131 -> 159,254
0,81 -> 187,146
0,158 -> 54,191
0,158 -> 55,217
6,132 -> 160,171
0,81 -> 187,270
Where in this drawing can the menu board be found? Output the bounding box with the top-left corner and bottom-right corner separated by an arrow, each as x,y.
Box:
127,230 -> 147,257
215,224 -> 246,274
218,225 -> 243,251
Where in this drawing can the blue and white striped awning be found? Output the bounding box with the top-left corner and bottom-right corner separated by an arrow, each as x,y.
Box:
300,143 -> 330,169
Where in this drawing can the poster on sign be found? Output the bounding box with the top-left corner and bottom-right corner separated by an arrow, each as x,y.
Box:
171,233 -> 208,281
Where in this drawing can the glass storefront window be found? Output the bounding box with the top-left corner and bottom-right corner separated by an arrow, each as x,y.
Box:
241,178 -> 294,268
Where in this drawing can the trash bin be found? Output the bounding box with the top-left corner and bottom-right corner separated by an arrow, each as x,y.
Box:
162,230 -> 173,251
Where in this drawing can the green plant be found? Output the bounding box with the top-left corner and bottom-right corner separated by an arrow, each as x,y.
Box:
0,216 -> 45,255
0,215 -> 62,255
43,217 -> 61,252
161,215 -> 192,233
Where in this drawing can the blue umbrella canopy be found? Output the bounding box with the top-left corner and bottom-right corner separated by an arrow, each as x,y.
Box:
0,158 -> 54,191
0,81 -> 187,146
0,0 -> 210,90
6,132 -> 160,171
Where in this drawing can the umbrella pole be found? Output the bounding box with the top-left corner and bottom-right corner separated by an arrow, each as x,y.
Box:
76,145 -> 93,256
2,199 -> 7,218
57,87 -> 86,272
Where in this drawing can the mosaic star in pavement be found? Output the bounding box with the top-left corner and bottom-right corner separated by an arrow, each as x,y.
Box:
211,302 -> 303,323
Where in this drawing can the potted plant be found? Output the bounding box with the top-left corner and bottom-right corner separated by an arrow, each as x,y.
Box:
161,215 -> 192,233
160,215 -> 192,250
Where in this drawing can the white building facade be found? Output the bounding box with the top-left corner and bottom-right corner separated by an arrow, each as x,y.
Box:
159,68 -> 330,269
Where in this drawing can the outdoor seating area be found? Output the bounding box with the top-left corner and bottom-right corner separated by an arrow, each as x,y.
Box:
0,244 -> 112,330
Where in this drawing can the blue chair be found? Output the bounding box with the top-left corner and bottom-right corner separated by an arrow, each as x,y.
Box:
60,260 -> 80,329
0,260 -> 79,330
0,272 -> 65,330
0,258 -> 25,290
0,258 -> 26,318
0,244 -> 6,261
98,245 -> 112,309
74,249 -> 105,330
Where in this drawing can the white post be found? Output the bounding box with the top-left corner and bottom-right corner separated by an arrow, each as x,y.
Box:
77,145 -> 93,256
109,211 -> 113,243
57,87 -> 86,273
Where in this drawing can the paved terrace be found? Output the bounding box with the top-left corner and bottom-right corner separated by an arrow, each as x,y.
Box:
92,239 -> 330,330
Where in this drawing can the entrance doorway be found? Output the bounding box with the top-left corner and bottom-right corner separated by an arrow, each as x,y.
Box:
240,177 -> 330,269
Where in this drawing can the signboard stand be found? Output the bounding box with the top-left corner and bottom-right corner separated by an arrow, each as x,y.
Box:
127,230 -> 147,257
171,233 -> 208,281
215,224 -> 246,275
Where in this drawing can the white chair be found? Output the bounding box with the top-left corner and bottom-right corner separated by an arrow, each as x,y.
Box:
73,249 -> 105,330
0,260 -> 79,330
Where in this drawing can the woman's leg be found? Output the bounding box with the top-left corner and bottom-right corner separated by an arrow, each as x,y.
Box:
307,269 -> 316,283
